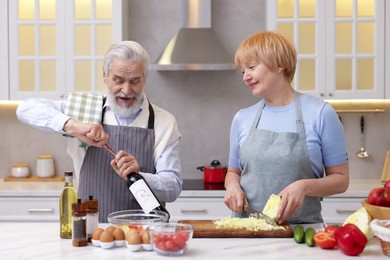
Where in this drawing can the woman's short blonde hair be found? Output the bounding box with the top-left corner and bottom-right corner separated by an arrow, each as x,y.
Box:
235,31 -> 297,83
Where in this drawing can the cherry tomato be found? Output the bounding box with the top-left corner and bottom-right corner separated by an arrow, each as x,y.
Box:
165,240 -> 176,251
172,234 -> 186,249
156,241 -> 166,251
313,231 -> 337,249
179,231 -> 190,241
324,225 -> 338,234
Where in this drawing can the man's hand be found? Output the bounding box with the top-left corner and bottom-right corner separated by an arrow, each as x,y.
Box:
110,150 -> 140,180
63,118 -> 109,146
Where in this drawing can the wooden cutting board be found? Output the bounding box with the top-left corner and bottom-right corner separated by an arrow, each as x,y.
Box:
4,175 -> 64,182
178,220 -> 293,238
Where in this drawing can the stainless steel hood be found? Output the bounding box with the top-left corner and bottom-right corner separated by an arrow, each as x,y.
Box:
151,0 -> 236,71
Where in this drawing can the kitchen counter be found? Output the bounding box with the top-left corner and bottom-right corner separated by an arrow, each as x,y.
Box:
0,178 -> 383,198
0,222 -> 386,259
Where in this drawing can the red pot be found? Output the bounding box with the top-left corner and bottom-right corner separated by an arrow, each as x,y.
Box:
197,160 -> 227,183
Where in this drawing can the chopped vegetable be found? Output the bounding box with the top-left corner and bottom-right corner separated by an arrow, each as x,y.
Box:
314,231 -> 336,249
214,216 -> 286,231
262,194 -> 282,222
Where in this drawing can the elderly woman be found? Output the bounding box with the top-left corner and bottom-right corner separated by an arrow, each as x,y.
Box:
224,32 -> 349,224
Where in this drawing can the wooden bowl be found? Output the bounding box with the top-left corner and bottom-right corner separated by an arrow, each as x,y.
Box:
361,199 -> 390,220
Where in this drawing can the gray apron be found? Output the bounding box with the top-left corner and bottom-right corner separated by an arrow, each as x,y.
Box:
78,101 -> 156,223
238,93 -> 322,224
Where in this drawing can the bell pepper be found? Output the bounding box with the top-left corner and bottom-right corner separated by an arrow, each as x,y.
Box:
334,223 -> 368,256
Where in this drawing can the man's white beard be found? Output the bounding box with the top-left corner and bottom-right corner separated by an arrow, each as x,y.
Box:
106,91 -> 144,117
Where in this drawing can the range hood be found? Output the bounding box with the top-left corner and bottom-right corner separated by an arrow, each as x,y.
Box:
151,0 -> 236,71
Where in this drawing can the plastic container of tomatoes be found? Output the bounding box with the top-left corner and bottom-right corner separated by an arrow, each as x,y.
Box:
146,223 -> 194,256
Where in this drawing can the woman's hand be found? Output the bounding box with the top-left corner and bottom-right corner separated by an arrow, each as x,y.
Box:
110,150 -> 140,180
224,169 -> 247,212
277,179 -> 307,224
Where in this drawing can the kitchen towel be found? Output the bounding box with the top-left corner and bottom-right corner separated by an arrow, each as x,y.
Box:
64,92 -> 104,147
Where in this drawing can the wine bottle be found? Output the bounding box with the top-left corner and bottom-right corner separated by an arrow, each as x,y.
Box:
60,171 -> 78,239
126,172 -> 170,220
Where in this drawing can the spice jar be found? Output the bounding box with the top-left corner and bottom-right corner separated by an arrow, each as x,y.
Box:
36,155 -> 55,178
84,195 -> 99,243
72,199 -> 88,247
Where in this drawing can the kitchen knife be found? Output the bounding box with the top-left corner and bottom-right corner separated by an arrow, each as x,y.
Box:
243,204 -> 278,226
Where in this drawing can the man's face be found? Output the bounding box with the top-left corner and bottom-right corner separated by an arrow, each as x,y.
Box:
104,59 -> 145,109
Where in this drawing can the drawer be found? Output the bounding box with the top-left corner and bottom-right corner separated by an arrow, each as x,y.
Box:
0,197 -> 59,222
321,197 -> 364,225
166,197 -> 231,221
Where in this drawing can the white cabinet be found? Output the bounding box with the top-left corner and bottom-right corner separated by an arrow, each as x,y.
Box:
4,0 -> 123,100
321,197 -> 364,225
0,197 -> 59,222
267,0 -> 385,99
166,197 -> 231,222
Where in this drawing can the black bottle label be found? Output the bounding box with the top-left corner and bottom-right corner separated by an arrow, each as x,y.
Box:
129,179 -> 160,213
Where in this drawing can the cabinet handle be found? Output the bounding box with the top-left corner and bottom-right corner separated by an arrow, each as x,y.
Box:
27,208 -> 54,213
180,209 -> 208,213
336,209 -> 355,214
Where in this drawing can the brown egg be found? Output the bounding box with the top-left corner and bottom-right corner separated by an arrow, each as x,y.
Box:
126,230 -> 142,245
99,230 -> 114,242
92,227 -> 104,240
140,230 -> 150,244
112,228 -> 125,241
105,225 -> 116,233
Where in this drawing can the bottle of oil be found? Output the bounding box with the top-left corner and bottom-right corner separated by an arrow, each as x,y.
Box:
60,171 -> 78,239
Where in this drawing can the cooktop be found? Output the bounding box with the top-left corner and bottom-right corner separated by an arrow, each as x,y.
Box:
182,179 -> 225,190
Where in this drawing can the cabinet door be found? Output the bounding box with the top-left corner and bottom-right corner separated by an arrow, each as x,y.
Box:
166,197 -> 231,222
321,197 -> 364,225
0,197 -> 59,222
8,0 -> 122,100
267,0 -> 385,99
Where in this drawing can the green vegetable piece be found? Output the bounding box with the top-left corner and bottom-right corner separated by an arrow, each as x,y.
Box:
293,225 -> 305,243
305,227 -> 316,247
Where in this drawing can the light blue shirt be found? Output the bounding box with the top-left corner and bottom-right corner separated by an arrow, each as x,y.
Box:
229,94 -> 348,178
16,98 -> 182,203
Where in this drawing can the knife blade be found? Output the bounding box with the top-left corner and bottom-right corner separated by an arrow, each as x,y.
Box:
243,204 -> 278,226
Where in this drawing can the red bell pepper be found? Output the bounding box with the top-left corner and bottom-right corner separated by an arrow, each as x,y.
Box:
334,223 -> 368,256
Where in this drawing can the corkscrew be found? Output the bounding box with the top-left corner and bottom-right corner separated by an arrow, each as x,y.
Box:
103,144 -> 116,157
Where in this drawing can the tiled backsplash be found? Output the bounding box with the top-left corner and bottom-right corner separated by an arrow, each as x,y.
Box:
1,101 -> 390,180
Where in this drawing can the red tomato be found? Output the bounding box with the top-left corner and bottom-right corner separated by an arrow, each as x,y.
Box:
324,225 -> 338,234
172,234 -> 186,249
165,240 -> 176,251
313,231 -> 337,249
156,241 -> 166,251
179,231 -> 190,241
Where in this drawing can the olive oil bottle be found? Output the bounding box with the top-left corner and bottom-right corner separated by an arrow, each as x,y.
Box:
60,171 -> 78,239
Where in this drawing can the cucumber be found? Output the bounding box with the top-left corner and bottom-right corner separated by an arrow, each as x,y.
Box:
293,225 -> 305,243
304,227 -> 316,247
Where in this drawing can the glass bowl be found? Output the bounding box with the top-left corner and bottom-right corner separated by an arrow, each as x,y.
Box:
146,223 -> 194,256
107,209 -> 169,234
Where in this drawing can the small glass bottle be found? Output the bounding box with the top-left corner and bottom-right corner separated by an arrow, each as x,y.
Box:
59,171 -> 78,239
84,195 -> 99,243
72,199 -> 88,247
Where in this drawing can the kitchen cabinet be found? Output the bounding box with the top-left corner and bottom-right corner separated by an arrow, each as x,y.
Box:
267,0 -> 385,99
321,197 -> 365,225
0,196 -> 59,222
3,0 -> 123,100
166,197 -> 231,222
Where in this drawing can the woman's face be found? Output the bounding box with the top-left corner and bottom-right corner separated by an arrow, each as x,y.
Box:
241,61 -> 284,98
103,59 -> 145,115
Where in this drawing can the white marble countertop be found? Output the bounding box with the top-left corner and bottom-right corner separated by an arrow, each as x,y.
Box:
0,178 -> 383,198
0,222 -> 386,260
